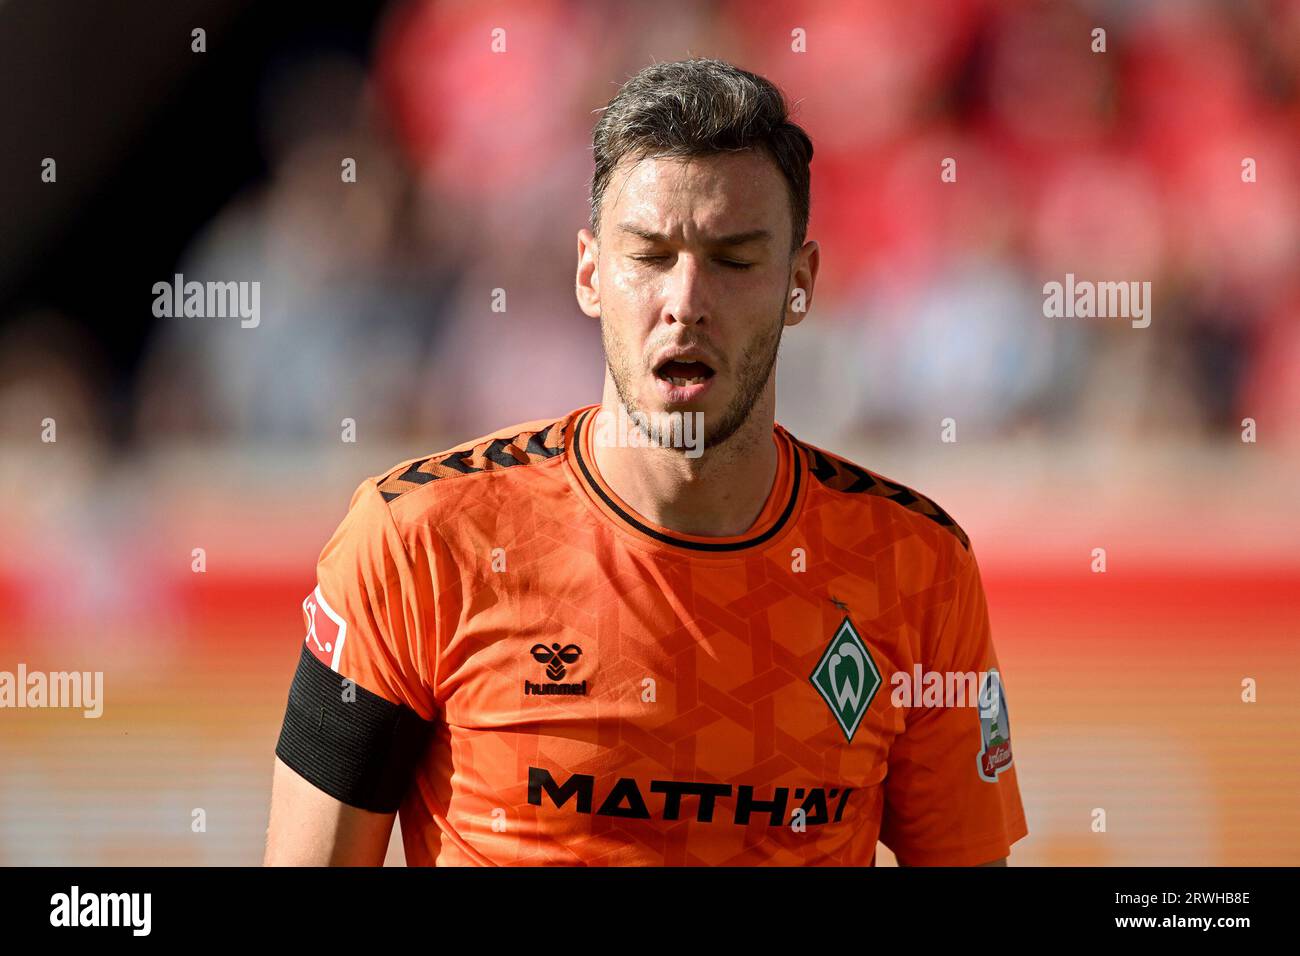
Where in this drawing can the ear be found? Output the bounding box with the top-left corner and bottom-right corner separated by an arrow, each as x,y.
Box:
576,228 -> 601,319
784,239 -> 819,328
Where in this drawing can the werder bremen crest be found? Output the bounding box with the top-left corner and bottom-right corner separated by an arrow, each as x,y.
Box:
810,617 -> 882,742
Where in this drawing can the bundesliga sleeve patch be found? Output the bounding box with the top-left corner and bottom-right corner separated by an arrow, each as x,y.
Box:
302,586 -> 347,670
275,643 -> 434,813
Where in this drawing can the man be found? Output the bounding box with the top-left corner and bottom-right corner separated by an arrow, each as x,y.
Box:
265,58 -> 1028,866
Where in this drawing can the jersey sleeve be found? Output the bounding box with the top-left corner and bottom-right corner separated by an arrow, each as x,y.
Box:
879,547 -> 1029,865
274,477 -> 438,813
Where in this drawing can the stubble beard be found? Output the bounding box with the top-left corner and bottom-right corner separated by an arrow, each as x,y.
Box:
600,282 -> 788,457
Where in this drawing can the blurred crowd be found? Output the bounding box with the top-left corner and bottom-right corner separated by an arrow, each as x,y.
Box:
2,0 -> 1298,453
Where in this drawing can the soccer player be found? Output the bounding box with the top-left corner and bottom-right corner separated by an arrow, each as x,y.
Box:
265,58 -> 1028,866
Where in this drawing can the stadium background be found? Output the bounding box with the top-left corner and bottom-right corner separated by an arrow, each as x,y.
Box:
0,0 -> 1297,865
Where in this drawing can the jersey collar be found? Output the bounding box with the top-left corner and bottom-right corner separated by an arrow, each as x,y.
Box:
565,405 -> 804,555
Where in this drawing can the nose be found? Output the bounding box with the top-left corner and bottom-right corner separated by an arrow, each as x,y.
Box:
662,254 -> 709,327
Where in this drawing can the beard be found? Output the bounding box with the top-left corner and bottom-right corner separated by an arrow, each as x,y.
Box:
601,281 -> 788,453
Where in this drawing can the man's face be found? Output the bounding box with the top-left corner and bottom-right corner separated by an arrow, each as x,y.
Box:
577,150 -> 812,450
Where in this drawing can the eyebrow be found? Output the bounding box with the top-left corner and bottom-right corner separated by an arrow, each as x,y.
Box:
617,224 -> 771,247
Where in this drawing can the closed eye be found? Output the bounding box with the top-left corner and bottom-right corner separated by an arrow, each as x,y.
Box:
628,255 -> 754,271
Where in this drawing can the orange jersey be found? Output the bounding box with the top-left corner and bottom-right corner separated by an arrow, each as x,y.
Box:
276,404 -> 1028,865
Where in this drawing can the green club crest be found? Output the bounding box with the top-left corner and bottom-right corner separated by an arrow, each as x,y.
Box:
810,617 -> 881,742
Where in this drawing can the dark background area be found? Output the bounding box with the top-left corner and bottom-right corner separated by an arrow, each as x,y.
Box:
0,0 -> 388,438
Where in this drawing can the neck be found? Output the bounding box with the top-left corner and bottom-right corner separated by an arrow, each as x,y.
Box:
590,378 -> 779,537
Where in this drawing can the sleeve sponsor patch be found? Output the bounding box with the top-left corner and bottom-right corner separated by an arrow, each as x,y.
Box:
976,668 -> 1013,782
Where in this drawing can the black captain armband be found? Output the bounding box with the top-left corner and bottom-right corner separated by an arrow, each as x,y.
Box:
275,644 -> 434,813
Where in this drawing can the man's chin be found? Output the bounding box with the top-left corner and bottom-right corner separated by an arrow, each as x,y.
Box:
635,395 -> 722,427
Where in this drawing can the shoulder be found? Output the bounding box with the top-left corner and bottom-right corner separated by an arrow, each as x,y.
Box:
323,411 -> 578,561
782,427 -> 972,555
371,410 -> 575,506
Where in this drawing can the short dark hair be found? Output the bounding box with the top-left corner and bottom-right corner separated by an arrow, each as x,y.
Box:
589,58 -> 814,254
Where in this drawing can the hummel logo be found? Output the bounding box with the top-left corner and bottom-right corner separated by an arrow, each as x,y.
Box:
531,643 -> 582,680
524,643 -> 588,697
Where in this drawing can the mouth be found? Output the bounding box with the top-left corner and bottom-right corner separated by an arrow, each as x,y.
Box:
652,354 -> 717,403
654,358 -> 716,387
